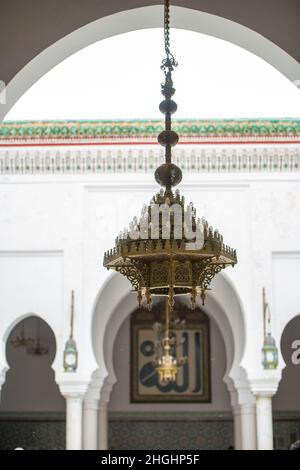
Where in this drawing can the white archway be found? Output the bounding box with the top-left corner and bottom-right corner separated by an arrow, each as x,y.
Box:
1,5 -> 299,121
92,270 -> 247,396
89,269 -> 256,449
0,312 -> 62,396
0,311 -> 60,386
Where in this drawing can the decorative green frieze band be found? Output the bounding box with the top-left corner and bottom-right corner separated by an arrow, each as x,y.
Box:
1,119 -> 300,140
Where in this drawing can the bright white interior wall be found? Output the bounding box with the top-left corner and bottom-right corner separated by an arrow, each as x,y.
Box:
0,250 -> 64,377
273,254 -> 300,336
1,165 -> 300,392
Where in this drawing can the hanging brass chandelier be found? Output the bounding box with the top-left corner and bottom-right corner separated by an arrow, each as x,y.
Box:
103,0 -> 237,316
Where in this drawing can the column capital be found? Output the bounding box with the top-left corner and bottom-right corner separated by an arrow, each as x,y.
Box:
234,403 -> 256,413
59,379 -> 89,398
84,398 -> 99,411
225,366 -> 256,407
250,376 -> 280,397
85,370 -> 107,403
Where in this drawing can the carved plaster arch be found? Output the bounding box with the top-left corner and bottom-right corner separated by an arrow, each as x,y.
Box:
91,270 -> 250,405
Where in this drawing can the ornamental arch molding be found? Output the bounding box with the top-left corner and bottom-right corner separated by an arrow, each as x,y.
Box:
1,5 -> 300,121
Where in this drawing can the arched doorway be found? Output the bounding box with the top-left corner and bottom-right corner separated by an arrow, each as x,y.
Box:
90,270 -> 251,450
0,315 -> 65,450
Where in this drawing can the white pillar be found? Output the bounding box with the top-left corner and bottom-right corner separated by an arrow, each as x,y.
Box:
65,394 -> 83,450
83,399 -> 99,450
98,402 -> 108,450
233,404 -> 256,450
233,406 -> 242,450
240,404 -> 256,450
256,394 -> 273,450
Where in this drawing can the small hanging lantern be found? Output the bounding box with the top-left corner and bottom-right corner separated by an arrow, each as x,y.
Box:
261,287 -> 278,370
63,290 -> 78,372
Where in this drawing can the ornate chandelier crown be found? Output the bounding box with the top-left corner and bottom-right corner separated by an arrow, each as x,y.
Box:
103,1 -> 237,313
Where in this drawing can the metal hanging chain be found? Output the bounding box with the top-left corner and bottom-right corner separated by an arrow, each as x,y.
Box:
156,0 -> 181,180
161,0 -> 178,74
164,0 -> 171,58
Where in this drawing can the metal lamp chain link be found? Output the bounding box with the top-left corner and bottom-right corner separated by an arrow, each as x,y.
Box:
161,0 -> 178,74
164,0 -> 171,57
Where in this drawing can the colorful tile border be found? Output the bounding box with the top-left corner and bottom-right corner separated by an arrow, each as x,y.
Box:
1,119 -> 300,143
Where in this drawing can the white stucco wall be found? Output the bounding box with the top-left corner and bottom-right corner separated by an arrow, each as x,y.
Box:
0,142 -> 300,399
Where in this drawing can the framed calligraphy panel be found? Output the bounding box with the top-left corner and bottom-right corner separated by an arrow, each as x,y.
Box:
130,301 -> 211,403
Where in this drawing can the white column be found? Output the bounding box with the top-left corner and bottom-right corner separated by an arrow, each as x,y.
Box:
255,394 -> 273,450
233,405 -> 256,450
65,394 -> 83,450
98,402 -> 108,450
240,404 -> 257,450
233,406 -> 242,450
83,399 -> 99,450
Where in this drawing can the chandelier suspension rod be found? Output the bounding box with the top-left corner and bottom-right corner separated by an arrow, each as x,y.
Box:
165,297 -> 170,339
160,0 -> 178,171
164,0 -> 172,164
